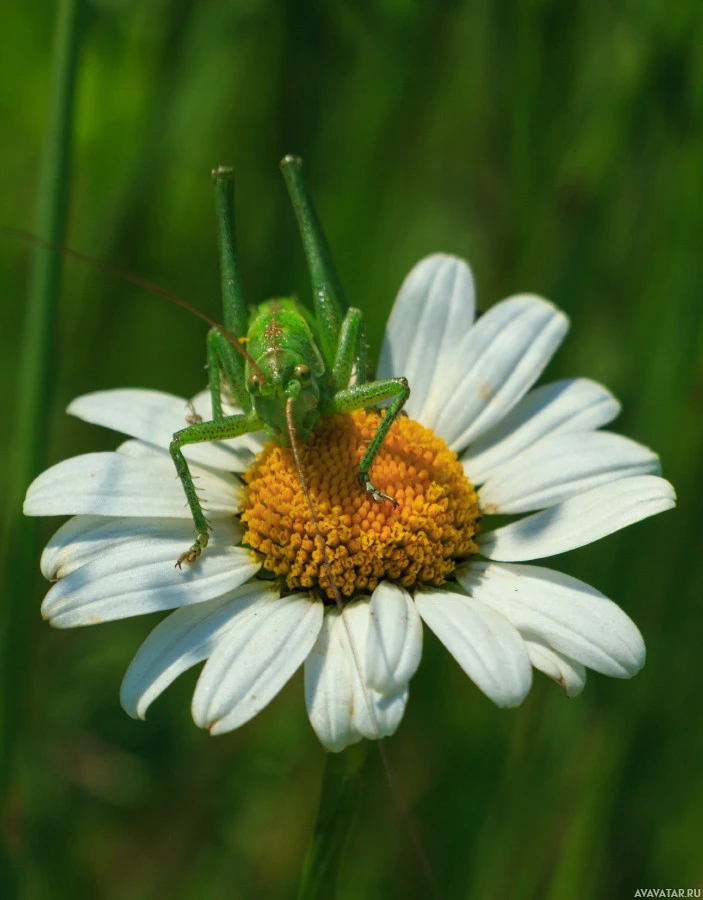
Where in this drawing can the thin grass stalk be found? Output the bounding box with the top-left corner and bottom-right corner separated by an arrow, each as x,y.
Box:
0,0 -> 85,884
297,745 -> 367,900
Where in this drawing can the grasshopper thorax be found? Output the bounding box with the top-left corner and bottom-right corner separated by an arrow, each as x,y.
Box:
246,299 -> 326,442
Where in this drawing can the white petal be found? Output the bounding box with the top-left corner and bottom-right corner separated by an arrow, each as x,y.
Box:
523,638 -> 587,697
457,561 -> 645,678
69,388 -> 189,446
376,255 -> 475,420
363,687 -> 408,742
304,609 -> 363,752
116,440 -> 167,459
365,583 -> 423,694
462,378 -> 621,485
478,431 -> 660,514
23,452 -> 240,518
192,592 -> 323,735
41,516 -> 243,581
69,389 -> 259,472
120,582 -> 277,719
304,602 -> 408,752
422,295 -> 569,451
414,589 -> 532,707
338,601 -> 409,741
479,475 -> 676,561
41,527 -> 258,627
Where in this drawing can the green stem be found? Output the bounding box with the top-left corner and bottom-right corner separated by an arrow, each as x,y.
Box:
0,0 -> 85,883
297,745 -> 368,900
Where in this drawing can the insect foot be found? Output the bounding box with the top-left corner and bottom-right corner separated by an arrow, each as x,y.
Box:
357,472 -> 398,507
175,532 -> 210,569
185,401 -> 203,425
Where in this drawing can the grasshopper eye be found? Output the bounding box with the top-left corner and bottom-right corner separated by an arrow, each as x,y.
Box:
293,364 -> 311,383
248,372 -> 263,392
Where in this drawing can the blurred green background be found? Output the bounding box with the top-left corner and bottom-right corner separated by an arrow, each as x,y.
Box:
1,0 -> 702,897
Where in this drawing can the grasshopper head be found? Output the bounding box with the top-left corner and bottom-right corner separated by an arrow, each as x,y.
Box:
248,351 -> 321,441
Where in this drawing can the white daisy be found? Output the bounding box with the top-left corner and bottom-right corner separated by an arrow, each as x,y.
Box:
24,254 -> 675,752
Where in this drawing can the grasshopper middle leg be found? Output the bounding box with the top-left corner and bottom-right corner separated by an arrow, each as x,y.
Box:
329,377 -> 410,505
170,411 -> 263,567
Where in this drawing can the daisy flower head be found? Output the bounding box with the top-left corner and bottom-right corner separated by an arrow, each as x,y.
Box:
25,254 -> 675,752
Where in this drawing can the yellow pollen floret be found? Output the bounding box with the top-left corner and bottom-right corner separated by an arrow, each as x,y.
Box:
239,410 -> 480,600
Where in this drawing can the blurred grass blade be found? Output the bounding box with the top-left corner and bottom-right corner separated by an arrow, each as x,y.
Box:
297,746 -> 367,900
0,0 -> 85,883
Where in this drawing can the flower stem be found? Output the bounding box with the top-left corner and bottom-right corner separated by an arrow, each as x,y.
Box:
297,744 -> 368,900
0,0 -> 85,876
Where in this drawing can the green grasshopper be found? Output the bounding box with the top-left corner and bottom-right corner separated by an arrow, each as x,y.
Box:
8,166 -> 433,882
171,156 -> 410,568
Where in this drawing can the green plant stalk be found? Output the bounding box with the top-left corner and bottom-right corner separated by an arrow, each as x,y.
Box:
297,744 -> 367,900
0,0 -> 85,879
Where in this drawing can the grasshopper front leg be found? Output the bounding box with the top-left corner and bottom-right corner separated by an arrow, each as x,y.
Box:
329,378 -> 410,505
170,411 -> 263,566
330,307 -> 369,392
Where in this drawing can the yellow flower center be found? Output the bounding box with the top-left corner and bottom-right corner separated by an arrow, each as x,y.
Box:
239,410 -> 480,601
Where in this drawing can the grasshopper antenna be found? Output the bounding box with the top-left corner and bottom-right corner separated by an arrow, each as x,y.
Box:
1,224 -> 266,383
285,398 -> 442,900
